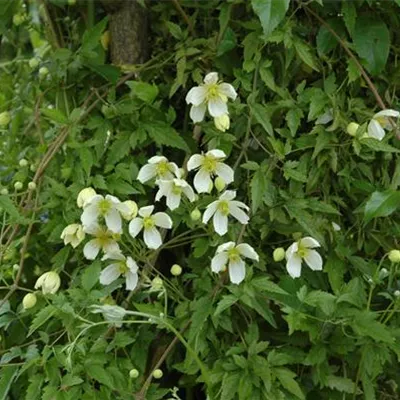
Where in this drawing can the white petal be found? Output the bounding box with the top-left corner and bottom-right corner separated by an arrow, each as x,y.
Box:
102,251 -> 124,261
185,86 -> 207,106
126,257 -> 138,273
166,193 -> 181,210
103,241 -> 120,255
236,243 -> 259,261
229,258 -> 246,284
190,104 -> 207,123
300,237 -> 320,249
206,149 -> 226,159
194,169 -> 212,193
83,239 -> 101,260
81,204 -> 99,227
187,154 -> 204,171
155,183 -> 169,202
304,250 -> 323,271
220,190 -> 236,201
211,252 -> 229,273
144,227 -> 162,249
215,163 -> 234,184
230,200 -> 250,211
137,164 -> 156,183
153,212 -> 173,229
218,83 -> 237,100
229,205 -> 249,225
373,109 -> 400,119
105,194 -> 120,204
148,156 -> 167,164
105,208 -> 122,234
125,271 -> 138,291
100,264 -> 121,285
213,211 -> 228,236
208,98 -> 228,117
216,241 -> 235,253
202,201 -> 219,224
139,205 -> 154,217
286,255 -> 302,278
182,185 -> 195,202
367,119 -> 385,141
129,218 -> 143,238
204,72 -> 218,84
285,242 -> 298,260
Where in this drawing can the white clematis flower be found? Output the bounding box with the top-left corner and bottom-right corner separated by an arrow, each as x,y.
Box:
81,194 -> 130,234
155,171 -> 195,210
35,271 -> 61,294
77,187 -> 97,208
185,72 -> 237,123
60,223 -> 85,248
211,241 -> 259,284
187,149 -> 234,193
137,156 -> 179,184
100,252 -> 139,290
203,190 -> 249,236
366,109 -> 399,141
83,224 -> 120,260
129,206 -> 172,249
214,114 -> 230,132
285,237 -> 323,278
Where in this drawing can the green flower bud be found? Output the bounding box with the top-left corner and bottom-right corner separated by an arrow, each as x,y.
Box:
389,250 -> 400,263
0,111 -> 11,126
13,14 -> 25,26
214,177 -> 226,192
14,181 -> 23,191
28,58 -> 40,69
0,188 -> 9,195
120,200 -> 138,220
12,264 -> 19,271
190,208 -> 201,221
273,247 -> 285,262
19,158 -> 28,167
151,277 -> 163,291
129,369 -> 139,379
394,290 -> 400,298
214,114 -> 230,132
170,264 -> 182,276
39,67 -> 49,78
34,271 -> 61,294
152,369 -> 163,379
22,293 -> 37,309
346,122 -> 360,137
28,182 -> 36,191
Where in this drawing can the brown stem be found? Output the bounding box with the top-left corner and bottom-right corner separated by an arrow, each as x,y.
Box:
171,0 -> 195,36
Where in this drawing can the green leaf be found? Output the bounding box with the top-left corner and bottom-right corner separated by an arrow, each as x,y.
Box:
251,169 -> 268,213
81,260 -> 101,291
275,367 -> 305,399
251,277 -> 289,295
214,295 -> 238,316
86,64 -> 120,84
361,138 -> 400,153
250,103 -> 273,136
0,195 -> 29,224
221,372 -> 241,400
127,81 -> 159,103
251,0 -> 290,37
143,122 -> 189,151
353,16 -> 390,75
165,21 -> 183,40
364,190 -> 400,223
294,40 -> 319,71
25,375 -> 44,400
86,364 -> 115,388
81,17 -> 108,53
79,147 -> 94,176
28,306 -> 57,337
352,311 -> 394,343
41,108 -> 68,124
326,375 -> 357,394
316,18 -> 345,56
0,366 -> 18,400
286,108 -> 303,137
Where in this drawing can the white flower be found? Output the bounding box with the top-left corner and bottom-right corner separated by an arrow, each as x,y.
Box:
285,237 -> 323,278
214,114 -> 230,132
77,187 -> 97,208
100,252 -> 139,290
81,194 -> 130,234
211,242 -> 258,284
34,271 -> 61,294
155,171 -> 195,210
90,304 -> 127,327
367,109 -> 399,141
137,156 -> 179,183
185,72 -> 237,123
187,149 -> 234,193
82,224 -> 120,260
203,190 -> 249,236
129,206 -> 172,249
120,200 -> 138,220
60,223 -> 85,248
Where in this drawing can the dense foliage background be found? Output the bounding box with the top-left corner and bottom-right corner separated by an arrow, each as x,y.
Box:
1,0 -> 400,399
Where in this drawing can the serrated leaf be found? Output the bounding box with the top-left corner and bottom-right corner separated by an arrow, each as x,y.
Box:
28,306 -> 57,337
294,40 -> 319,71
143,122 -> 189,151
0,195 -> 29,224
79,147 -> 94,176
361,138 -> 400,153
251,0 -> 290,37
251,169 -> 268,213
81,260 -> 101,291
326,375 -> 357,394
250,103 -> 273,136
25,375 -> 44,400
41,108 -> 68,124
214,295 -> 238,316
364,190 -> 400,223
286,108 -> 303,137
0,366 -> 18,400
86,364 -> 115,388
275,367 -> 305,399
127,81 -> 159,103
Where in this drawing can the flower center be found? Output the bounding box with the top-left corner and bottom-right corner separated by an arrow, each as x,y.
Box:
218,200 -> 230,216
96,229 -> 112,246
156,161 -> 170,177
227,248 -> 240,263
98,199 -> 111,216
297,245 -> 309,259
118,261 -> 129,275
143,216 -> 155,230
206,84 -> 220,100
375,116 -> 387,127
203,155 -> 217,173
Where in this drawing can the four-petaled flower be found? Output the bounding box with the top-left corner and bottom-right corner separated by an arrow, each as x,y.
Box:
285,237 -> 323,278
81,194 -> 130,234
211,242 -> 259,284
83,224 -> 120,260
61,223 -> 85,248
367,109 -> 399,141
203,190 -> 249,236
187,149 -> 234,193
129,206 -> 172,249
185,72 -> 237,123
137,156 -> 179,184
100,252 -> 139,290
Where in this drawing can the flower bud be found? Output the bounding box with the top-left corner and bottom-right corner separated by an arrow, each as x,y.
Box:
29,58 -> 40,69
331,222 -> 341,232
0,111 -> 11,126
30,164 -> 36,172
13,14 -> 25,26
28,182 -> 36,191
19,159 -> 28,167
208,181 -> 213,193
0,188 -> 9,195
170,264 -> 182,276
151,276 -> 163,291
389,250 -> 400,263
214,177 -> 226,192
22,293 -> 37,309
61,224 -> 85,248
190,208 -> 201,221
214,114 -> 230,132
152,369 -> 163,379
77,187 -> 96,208
273,247 -> 285,262
129,369 -> 139,379
14,181 -> 23,191
379,268 -> 389,280
101,31 -> 110,50
346,122 -> 360,137
34,271 -> 61,294
120,200 -> 138,220
394,290 -> 400,298
39,67 -> 49,78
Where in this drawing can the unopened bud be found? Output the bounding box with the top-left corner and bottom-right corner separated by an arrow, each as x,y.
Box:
28,181 -> 36,191
346,122 -> 360,137
170,264 -> 182,276
214,114 -> 230,132
190,208 -> 201,221
151,276 -> 163,291
394,290 -> 400,298
208,181 -> 213,193
22,293 -> 37,309
39,67 -> 49,78
129,369 -> 139,379
29,58 -> 40,69
120,200 -> 138,220
0,188 -> 9,195
14,181 -> 23,191
214,177 -> 226,192
34,271 -> 61,294
0,111 -> 11,126
389,250 -> 400,263
13,264 -> 19,271
19,159 -> 28,167
152,369 -> 163,379
273,248 -> 285,262
77,187 -> 96,208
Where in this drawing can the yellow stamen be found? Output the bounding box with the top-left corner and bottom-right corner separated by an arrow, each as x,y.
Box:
203,155 -> 217,173
98,199 -> 111,216
218,200 -> 230,216
143,216 -> 155,230
227,247 -> 240,263
156,161 -> 170,177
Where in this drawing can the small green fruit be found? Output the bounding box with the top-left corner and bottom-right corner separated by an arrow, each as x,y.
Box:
388,250 -> 400,263
129,369 -> 139,379
39,67 -> 49,78
152,369 -> 163,379
14,181 -> 23,191
170,264 -> 182,276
